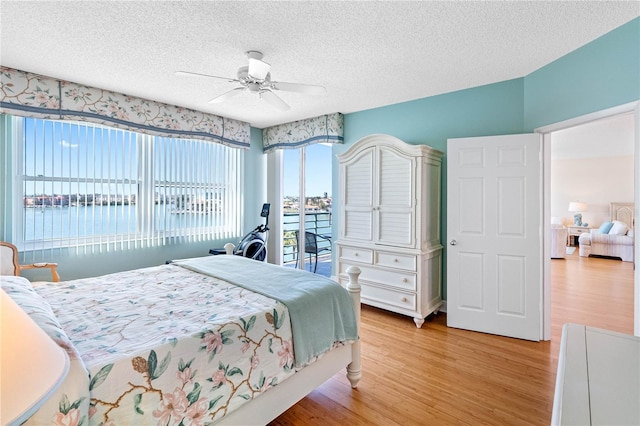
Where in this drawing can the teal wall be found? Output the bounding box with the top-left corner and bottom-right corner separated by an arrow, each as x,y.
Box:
334,17 -> 640,300
5,123 -> 267,281
525,18 -> 640,130
342,78 -> 526,148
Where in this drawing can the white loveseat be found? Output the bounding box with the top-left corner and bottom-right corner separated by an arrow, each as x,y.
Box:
579,220 -> 634,262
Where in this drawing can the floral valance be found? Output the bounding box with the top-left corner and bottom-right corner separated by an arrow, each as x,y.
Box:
0,67 -> 250,149
262,112 -> 343,152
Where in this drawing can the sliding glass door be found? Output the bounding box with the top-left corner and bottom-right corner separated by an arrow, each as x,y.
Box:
282,144 -> 332,270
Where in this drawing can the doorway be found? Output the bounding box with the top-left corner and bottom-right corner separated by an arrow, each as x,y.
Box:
539,101 -> 640,338
549,113 -> 636,337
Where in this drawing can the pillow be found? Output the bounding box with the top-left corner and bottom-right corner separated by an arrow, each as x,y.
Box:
598,221 -> 614,234
1,276 -> 91,425
609,220 -> 629,235
0,275 -> 77,357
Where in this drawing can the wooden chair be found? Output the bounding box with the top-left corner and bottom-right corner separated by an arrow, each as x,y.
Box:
0,241 -> 60,282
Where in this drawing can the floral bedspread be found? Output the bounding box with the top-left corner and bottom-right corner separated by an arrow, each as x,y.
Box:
3,262 -> 297,425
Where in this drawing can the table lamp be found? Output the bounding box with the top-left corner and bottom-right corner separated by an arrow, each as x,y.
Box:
568,202 -> 588,226
1,289 -> 69,425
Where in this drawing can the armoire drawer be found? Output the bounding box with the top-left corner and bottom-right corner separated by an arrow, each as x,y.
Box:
339,246 -> 373,264
339,263 -> 416,291
361,283 -> 417,311
375,251 -> 416,271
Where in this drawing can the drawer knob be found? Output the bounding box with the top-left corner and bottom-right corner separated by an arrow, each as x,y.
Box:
394,258 -> 398,262
402,297 -> 409,303
354,252 -> 359,256
402,278 -> 408,283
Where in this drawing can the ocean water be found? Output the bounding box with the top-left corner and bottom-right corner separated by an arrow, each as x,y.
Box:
23,206 -> 333,251
23,204 -> 218,241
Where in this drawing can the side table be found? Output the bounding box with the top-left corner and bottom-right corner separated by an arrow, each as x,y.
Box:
566,226 -> 591,247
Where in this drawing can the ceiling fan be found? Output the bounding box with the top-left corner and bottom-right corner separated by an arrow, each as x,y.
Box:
176,51 -> 326,111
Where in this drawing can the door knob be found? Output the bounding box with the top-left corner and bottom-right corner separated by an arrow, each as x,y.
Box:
449,240 -> 457,246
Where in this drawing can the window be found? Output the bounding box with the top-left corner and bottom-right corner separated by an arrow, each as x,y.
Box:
13,116 -> 243,254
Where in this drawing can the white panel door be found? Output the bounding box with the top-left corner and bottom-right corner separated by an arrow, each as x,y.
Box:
447,134 -> 542,341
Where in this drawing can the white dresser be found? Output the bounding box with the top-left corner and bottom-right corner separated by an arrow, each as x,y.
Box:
552,323 -> 640,425
336,134 -> 443,328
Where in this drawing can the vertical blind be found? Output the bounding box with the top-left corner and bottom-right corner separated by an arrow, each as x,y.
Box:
16,116 -> 243,257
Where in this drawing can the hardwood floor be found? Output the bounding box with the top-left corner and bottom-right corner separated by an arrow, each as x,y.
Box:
269,253 -> 634,425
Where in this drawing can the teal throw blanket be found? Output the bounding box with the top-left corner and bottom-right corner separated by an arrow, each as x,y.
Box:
173,255 -> 358,367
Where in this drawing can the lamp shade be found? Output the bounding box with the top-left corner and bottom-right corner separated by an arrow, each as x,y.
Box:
568,202 -> 588,212
1,290 -> 69,425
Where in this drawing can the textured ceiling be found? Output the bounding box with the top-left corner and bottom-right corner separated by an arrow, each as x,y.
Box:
1,1 -> 638,129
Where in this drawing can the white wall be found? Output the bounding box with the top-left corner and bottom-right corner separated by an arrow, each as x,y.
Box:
551,155 -> 634,226
550,113 -> 635,227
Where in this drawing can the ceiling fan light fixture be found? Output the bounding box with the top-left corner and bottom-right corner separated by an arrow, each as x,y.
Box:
248,57 -> 271,80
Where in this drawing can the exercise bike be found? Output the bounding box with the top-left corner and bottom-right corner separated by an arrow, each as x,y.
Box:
209,203 -> 270,262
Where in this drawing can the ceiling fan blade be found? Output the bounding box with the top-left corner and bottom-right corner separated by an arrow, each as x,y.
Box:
248,58 -> 271,80
175,70 -> 238,83
271,81 -> 326,95
260,90 -> 290,111
208,87 -> 245,104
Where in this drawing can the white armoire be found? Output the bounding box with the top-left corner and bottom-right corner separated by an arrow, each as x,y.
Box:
336,134 -> 443,328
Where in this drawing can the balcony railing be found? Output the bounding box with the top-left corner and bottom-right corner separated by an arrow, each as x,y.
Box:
283,211 -> 332,264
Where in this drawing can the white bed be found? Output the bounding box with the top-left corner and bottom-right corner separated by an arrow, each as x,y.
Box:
1,255 -> 362,425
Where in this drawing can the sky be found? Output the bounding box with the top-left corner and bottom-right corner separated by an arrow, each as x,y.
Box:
23,118 -> 138,195
282,143 -> 333,197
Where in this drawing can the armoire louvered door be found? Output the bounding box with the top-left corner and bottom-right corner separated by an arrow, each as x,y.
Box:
342,147 -> 374,243
376,146 -> 415,247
